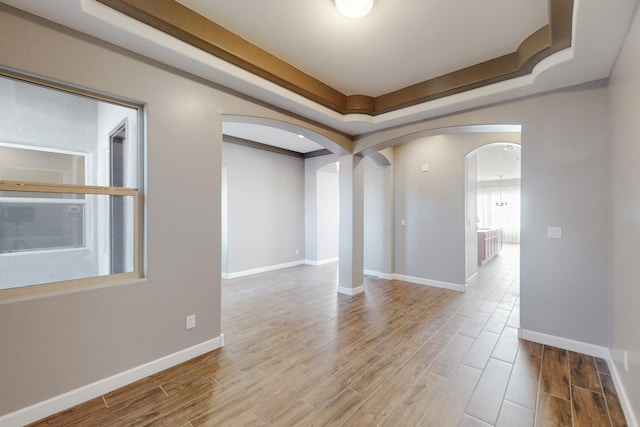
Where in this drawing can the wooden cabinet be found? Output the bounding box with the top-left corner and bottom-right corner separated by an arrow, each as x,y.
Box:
478,228 -> 502,265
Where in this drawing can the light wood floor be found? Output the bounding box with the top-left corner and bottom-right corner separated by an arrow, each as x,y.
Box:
31,245 -> 628,426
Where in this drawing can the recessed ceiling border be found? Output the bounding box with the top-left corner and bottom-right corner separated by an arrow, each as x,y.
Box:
96,0 -> 573,117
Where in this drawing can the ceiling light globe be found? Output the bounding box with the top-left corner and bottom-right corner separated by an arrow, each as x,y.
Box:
334,0 -> 375,18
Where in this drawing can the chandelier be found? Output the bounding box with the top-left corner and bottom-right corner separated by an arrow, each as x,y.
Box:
496,175 -> 508,207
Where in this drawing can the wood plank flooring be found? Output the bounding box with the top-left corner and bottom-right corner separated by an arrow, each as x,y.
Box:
30,245 -> 628,426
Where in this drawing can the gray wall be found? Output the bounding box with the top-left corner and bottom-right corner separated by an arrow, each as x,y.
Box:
0,6 -> 340,416
316,163 -> 339,261
465,153 -> 478,281
222,142 -> 305,273
356,82 -> 611,348
363,151 -> 394,275
393,133 -> 517,286
0,8 -> 221,415
609,2 -> 640,415
304,154 -> 339,263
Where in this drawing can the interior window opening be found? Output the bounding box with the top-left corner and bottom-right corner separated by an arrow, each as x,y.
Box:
0,70 -> 143,299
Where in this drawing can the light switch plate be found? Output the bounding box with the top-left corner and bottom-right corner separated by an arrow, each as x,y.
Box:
624,351 -> 630,373
186,314 -> 196,330
547,226 -> 562,239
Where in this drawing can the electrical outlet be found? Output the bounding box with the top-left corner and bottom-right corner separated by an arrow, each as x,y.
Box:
186,314 -> 196,330
295,249 -> 300,255
624,351 -> 629,373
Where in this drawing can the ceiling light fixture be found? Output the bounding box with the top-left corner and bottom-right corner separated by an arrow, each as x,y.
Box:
334,0 -> 375,18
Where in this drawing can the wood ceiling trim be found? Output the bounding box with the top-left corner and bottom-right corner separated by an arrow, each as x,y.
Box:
97,0 -> 573,117
96,0 -> 348,112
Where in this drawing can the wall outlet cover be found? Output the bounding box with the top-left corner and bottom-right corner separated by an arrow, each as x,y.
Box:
547,226 -> 562,239
186,314 -> 196,330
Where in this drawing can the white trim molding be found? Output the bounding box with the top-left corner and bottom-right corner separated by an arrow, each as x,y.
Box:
607,352 -> 639,427
305,257 -> 339,266
222,260 -> 305,279
0,335 -> 224,427
393,274 -> 468,292
519,329 -> 638,427
337,285 -> 365,296
519,329 -> 609,358
363,269 -> 393,280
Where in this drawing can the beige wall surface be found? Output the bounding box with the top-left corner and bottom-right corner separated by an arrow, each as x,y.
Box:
609,3 -> 640,417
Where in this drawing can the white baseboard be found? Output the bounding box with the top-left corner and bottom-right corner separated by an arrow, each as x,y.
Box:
222,260 -> 305,279
519,329 -> 610,358
305,257 -> 339,266
519,329 -> 638,427
607,350 -> 639,427
337,285 -> 365,296
0,335 -> 224,427
363,269 -> 393,280
466,272 -> 479,284
393,274 -> 468,292
223,265 -> 464,296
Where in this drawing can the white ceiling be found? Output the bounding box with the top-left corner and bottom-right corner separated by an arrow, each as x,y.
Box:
2,0 -> 638,146
177,0 -> 548,96
476,143 -> 521,182
223,123 -> 324,153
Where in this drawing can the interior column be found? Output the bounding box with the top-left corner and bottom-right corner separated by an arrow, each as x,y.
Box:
338,154 -> 365,295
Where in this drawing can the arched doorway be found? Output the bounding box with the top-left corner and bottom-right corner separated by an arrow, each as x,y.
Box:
220,116 -> 342,278
465,142 -> 522,284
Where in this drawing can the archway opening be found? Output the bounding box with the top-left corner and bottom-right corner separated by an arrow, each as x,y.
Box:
465,141 -> 521,296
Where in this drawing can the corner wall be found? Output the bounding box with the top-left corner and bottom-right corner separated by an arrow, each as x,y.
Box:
363,151 -> 394,276
222,142 -> 305,275
304,154 -> 340,264
608,2 -> 640,421
465,153 -> 478,281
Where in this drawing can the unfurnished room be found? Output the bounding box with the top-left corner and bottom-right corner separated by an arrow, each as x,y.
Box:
0,1 -> 639,426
